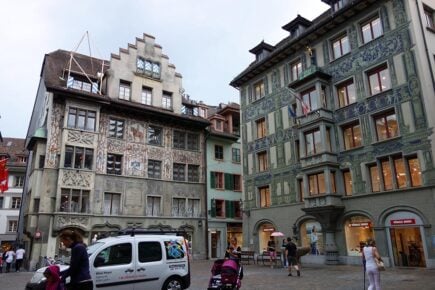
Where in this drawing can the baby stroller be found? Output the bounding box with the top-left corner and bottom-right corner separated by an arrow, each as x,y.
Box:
207,259 -> 242,290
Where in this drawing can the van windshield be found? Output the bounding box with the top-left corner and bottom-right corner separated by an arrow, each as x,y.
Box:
87,242 -> 104,256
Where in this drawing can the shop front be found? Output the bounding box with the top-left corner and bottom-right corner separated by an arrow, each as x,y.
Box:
300,220 -> 323,255
386,211 -> 426,267
344,215 -> 374,257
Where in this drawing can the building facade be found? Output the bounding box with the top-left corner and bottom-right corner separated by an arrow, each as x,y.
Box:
206,103 -> 242,259
0,138 -> 28,253
23,34 -> 209,269
231,0 -> 435,268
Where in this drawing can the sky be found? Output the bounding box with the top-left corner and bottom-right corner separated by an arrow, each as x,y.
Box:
0,0 -> 329,138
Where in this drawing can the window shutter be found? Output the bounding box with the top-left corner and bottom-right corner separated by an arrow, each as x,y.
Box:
224,173 -> 232,190
210,172 -> 215,189
210,198 -> 216,217
225,200 -> 231,218
230,200 -> 235,218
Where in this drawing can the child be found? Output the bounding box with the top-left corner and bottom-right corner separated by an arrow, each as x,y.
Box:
43,265 -> 64,290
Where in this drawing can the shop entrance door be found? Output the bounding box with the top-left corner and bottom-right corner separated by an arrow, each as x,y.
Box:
211,231 -> 221,259
390,227 -> 426,267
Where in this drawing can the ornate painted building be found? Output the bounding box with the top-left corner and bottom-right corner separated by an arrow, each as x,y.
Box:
231,0 -> 435,268
23,34 -> 210,269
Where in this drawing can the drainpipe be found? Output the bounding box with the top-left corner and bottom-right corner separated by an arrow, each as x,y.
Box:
416,0 -> 435,91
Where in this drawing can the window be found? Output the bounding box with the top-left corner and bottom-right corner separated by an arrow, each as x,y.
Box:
256,118 -> 266,139
298,179 -> 304,201
138,242 -> 162,263
374,110 -> 398,141
8,220 -> 18,232
332,34 -> 350,59
141,87 -> 152,105
33,198 -> 40,213
148,125 -> 163,146
291,60 -> 302,81
342,122 -> 362,150
17,156 -> 27,163
187,198 -> 200,217
215,145 -> 224,160
305,129 -> 321,156
137,58 -> 161,78
369,164 -> 380,192
232,148 -> 241,163
187,133 -> 199,150
308,173 -> 326,195
64,146 -> 93,169
361,16 -> 383,43
39,155 -> 45,168
104,193 -> 121,215
408,156 -> 422,187
199,107 -> 207,118
148,160 -> 162,179
67,75 -> 98,93
337,79 -> 356,107
215,120 -> 223,131
253,80 -> 265,101
257,151 -> 268,172
146,196 -> 161,216
343,169 -> 353,196
233,174 -> 242,191
60,188 -> 89,213
0,197 -> 4,209
11,197 -> 21,209
173,131 -> 199,151
188,165 -> 200,182
172,198 -> 186,216
109,118 -> 124,139
368,155 -> 422,192
215,199 -> 225,217
259,186 -> 271,208
333,0 -> 344,11
173,163 -> 186,181
107,153 -> 122,175
94,243 -> 132,267
14,176 -> 24,187
301,88 -> 319,112
119,80 -> 131,100
173,130 -> 186,149
424,7 -> 435,29
368,64 -> 391,95
162,92 -> 172,110
67,107 -> 96,131
211,172 -> 224,189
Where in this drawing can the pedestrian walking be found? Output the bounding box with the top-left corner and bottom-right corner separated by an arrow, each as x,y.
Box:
4,247 -> 15,273
59,229 -> 93,290
267,236 -> 277,268
362,239 -> 382,290
15,245 -> 25,272
285,237 -> 300,277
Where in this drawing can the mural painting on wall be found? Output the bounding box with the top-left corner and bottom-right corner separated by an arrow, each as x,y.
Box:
46,103 -> 64,168
96,115 -> 109,173
129,122 -> 145,143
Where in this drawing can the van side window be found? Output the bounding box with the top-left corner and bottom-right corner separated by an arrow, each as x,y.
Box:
138,241 -> 162,262
164,240 -> 186,260
94,243 -> 132,267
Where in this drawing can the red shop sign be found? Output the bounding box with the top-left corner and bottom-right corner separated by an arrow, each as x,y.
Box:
390,218 -> 416,226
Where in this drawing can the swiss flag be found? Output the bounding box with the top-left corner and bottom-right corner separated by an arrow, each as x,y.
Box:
0,159 -> 8,193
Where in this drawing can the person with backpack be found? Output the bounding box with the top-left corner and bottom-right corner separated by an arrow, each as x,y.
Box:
4,247 -> 15,273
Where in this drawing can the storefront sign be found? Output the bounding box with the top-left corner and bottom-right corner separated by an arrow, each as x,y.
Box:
390,218 -> 416,226
263,228 -> 275,232
349,222 -> 371,227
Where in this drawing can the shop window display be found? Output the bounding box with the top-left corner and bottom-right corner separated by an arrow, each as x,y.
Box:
344,216 -> 374,256
300,221 -> 323,255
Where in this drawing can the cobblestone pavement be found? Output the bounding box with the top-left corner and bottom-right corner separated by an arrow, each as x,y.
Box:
1,260 -> 434,290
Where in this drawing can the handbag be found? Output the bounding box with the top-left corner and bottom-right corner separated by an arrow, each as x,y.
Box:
375,258 -> 385,271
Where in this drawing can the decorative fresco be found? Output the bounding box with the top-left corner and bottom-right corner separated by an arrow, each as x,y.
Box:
54,215 -> 89,231
128,122 -> 146,143
61,170 -> 92,188
96,114 -> 109,173
67,130 -> 95,145
46,102 -> 64,168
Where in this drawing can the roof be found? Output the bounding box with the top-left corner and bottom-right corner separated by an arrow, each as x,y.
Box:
249,41 -> 275,55
0,137 -> 28,167
281,14 -> 312,32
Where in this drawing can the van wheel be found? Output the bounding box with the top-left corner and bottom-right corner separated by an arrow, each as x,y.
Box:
162,277 -> 183,290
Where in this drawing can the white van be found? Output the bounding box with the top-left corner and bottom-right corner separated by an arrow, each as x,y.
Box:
27,231 -> 191,290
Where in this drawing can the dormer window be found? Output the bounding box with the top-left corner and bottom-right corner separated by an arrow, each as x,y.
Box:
67,74 -> 98,93
136,57 -> 161,79
333,0 -> 344,11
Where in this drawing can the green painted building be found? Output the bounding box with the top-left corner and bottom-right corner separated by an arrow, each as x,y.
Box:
231,0 -> 435,268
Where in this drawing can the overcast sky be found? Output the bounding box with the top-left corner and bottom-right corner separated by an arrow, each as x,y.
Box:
0,0 -> 329,138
